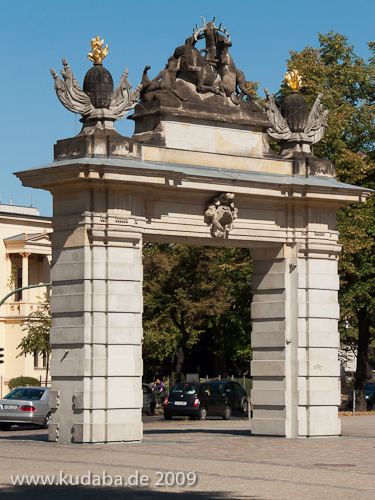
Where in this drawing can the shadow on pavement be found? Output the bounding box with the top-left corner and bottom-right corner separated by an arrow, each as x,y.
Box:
0,429 -> 253,444
0,486 -> 264,500
144,428 -> 252,437
1,424 -> 252,442
0,426 -> 48,442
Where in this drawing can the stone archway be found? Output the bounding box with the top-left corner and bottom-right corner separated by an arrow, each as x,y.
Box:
16,27 -> 370,443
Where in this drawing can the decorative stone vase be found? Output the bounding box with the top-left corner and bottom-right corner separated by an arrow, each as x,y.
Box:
281,91 -> 310,133
83,63 -> 114,109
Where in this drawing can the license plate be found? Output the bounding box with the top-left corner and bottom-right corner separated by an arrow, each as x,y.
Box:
3,405 -> 17,410
174,401 -> 187,406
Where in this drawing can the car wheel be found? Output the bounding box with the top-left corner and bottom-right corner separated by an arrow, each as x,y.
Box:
198,407 -> 207,420
42,412 -> 52,429
0,423 -> 12,431
164,413 -> 172,420
223,405 -> 232,420
240,399 -> 248,414
147,403 -> 155,416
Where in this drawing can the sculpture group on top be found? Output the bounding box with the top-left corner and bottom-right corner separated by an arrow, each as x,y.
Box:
140,17 -> 254,105
49,22 -> 329,160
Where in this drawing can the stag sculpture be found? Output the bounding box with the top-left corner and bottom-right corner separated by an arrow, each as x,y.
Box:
141,17 -> 253,104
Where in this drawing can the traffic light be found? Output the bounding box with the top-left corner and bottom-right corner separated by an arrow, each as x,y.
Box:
0,348 -> 4,364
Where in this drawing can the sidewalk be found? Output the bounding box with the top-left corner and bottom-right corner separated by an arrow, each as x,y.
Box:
0,414 -> 374,499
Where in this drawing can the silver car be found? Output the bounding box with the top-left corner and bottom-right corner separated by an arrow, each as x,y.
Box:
0,387 -> 51,430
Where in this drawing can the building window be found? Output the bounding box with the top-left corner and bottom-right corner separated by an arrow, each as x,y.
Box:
16,267 -> 22,301
34,352 -> 47,369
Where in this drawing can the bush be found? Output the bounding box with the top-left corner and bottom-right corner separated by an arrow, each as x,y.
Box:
8,376 -> 40,390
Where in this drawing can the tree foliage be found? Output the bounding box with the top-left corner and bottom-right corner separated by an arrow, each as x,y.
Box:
274,31 -> 375,409
18,293 -> 51,385
143,244 -> 252,381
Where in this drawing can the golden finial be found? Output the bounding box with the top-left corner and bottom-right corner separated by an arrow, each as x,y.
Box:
285,69 -> 302,91
87,36 -> 108,64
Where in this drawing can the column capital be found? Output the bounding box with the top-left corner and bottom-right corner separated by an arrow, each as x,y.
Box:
20,252 -> 31,259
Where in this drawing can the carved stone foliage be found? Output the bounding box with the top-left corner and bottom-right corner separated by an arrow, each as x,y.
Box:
50,38 -> 142,134
205,193 -> 238,238
140,17 -> 255,106
264,70 -> 329,158
264,88 -> 328,149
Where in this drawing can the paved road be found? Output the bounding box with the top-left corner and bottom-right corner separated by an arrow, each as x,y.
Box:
0,415 -> 374,499
143,411 -> 249,423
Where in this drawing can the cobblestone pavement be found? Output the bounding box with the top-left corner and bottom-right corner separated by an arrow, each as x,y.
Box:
0,415 -> 374,499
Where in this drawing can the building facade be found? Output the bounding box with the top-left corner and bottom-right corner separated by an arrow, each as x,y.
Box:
0,204 -> 51,397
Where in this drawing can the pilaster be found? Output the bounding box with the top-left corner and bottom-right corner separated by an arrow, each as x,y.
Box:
251,242 -> 341,438
48,204 -> 143,444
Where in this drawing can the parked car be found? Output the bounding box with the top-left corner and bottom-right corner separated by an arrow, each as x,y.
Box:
348,382 -> 375,409
142,383 -> 156,416
209,380 -> 249,414
163,382 -> 232,420
0,387 -> 51,430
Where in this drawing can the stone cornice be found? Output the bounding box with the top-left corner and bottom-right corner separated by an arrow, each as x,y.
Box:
15,155 -> 371,209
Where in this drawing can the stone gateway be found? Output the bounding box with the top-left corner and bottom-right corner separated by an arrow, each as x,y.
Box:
16,23 -> 370,443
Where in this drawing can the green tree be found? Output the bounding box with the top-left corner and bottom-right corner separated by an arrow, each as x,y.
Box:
17,293 -> 51,385
274,31 -> 375,410
203,248 -> 252,376
7,264 -> 17,291
143,244 -> 252,381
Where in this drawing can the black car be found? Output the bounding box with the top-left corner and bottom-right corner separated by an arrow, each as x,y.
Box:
142,383 -> 156,416
163,382 -> 231,420
209,380 -> 249,414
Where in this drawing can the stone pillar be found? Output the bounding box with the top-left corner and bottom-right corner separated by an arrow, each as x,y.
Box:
20,252 -> 31,301
251,243 -> 341,438
48,216 -> 143,444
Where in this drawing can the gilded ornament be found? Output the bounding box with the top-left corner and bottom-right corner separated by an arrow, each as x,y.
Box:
88,36 -> 109,64
285,70 -> 302,91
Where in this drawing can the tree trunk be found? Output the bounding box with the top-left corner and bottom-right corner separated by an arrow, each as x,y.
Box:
213,325 -> 227,378
175,346 -> 185,383
172,312 -> 193,384
355,308 -> 370,411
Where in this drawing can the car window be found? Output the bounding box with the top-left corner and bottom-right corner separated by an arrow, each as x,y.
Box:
233,382 -> 242,391
208,385 -> 220,398
224,382 -> 234,392
201,384 -> 220,398
5,388 -> 45,400
365,383 -> 375,391
171,383 -> 199,395
142,385 -> 151,394
201,384 -> 212,397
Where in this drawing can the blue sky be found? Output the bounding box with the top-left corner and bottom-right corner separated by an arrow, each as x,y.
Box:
1,0 -> 375,216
